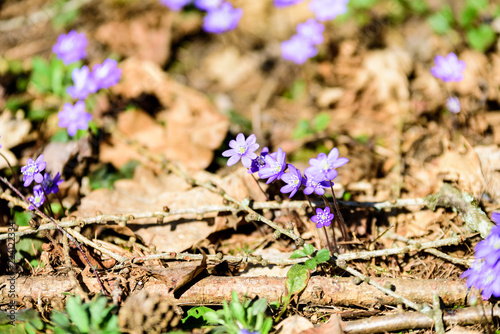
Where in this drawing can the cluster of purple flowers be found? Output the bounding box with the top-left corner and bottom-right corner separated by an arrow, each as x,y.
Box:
222,133 -> 348,228
462,213 -> 500,299
53,31 -> 122,137
431,52 -> 466,114
279,0 -> 349,64
159,0 -> 242,33
20,154 -> 63,211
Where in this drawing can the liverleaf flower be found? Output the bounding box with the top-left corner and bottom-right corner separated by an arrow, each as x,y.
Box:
42,172 -> 64,195
159,0 -> 192,11
58,101 -> 93,137
309,0 -> 349,22
280,164 -> 303,198
52,30 -> 87,65
203,2 -> 242,34
311,207 -> 334,228
21,155 -> 46,187
28,185 -> 45,211
305,148 -> 348,181
92,59 -> 122,90
258,148 -> 286,184
281,35 -> 318,64
67,66 -> 98,100
431,53 -> 466,82
296,19 -> 324,45
222,133 -> 259,168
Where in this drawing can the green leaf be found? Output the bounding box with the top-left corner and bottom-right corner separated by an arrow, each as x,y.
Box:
314,249 -> 331,263
51,310 -> 71,329
50,129 -> 71,143
303,243 -> 315,256
30,57 -> 51,93
26,108 -> 54,121
50,58 -> 64,96
407,0 -> 428,14
290,249 -> 308,259
261,318 -> 273,334
229,294 -> 246,327
202,311 -> 221,325
304,258 -> 317,270
283,79 -> 306,100
182,306 -> 214,323
312,112 -> 331,133
466,24 -> 496,52
349,0 -> 378,10
89,296 -> 108,328
285,264 -> 310,297
427,6 -> 454,34
14,210 -> 31,227
292,119 -> 313,139
66,296 -> 90,333
249,299 -> 268,315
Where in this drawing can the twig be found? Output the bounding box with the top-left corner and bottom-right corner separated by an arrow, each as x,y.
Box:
387,233 -> 472,267
66,228 -> 129,263
432,294 -> 445,334
0,177 -> 108,295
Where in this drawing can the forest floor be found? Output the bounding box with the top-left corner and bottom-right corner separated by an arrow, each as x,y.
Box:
1,0 -> 500,333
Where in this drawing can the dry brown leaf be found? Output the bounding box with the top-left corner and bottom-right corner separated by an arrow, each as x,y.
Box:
435,137 -> 485,198
108,58 -> 229,170
0,110 -> 31,169
275,315 -> 314,334
95,10 -> 173,65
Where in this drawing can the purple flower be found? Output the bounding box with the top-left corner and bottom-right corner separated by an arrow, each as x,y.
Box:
159,0 -> 192,11
67,66 -> 98,100
28,185 -> 45,211
305,148 -> 348,181
431,53 -> 466,82
462,259 -> 500,300
474,226 -> 500,266
492,212 -> 500,224
248,147 -> 269,174
0,136 -> 2,149
311,207 -> 334,228
58,101 -> 93,137
52,30 -> 88,65
21,155 -> 46,187
303,172 -> 328,196
203,2 -> 242,34
92,59 -> 122,90
280,164 -> 303,198
195,0 -> 222,10
258,148 -> 286,184
42,172 -> 63,195
222,133 -> 259,168
238,330 -> 258,334
446,96 -> 461,113
296,19 -> 324,45
274,0 -> 304,7
309,0 -> 349,22
281,35 -> 318,64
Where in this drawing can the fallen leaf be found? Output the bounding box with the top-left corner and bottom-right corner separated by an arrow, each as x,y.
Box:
300,315 -> 344,334
0,110 -> 31,169
275,315 -> 314,334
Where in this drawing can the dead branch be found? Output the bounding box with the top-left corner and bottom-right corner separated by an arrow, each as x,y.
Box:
0,274 -> 478,308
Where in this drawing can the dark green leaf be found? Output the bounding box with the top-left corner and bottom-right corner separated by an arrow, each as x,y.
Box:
466,24 -> 496,52
314,249 -> 331,263
285,264 -> 310,297
290,249 -> 308,259
66,296 -> 90,333
304,258 -> 317,270
303,243 -> 315,256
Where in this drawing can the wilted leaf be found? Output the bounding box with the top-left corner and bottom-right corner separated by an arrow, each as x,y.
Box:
275,315 -> 314,334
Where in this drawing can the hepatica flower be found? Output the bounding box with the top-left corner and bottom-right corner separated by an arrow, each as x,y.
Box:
67,66 -> 97,100
21,155 -> 46,187
248,147 -> 269,174
303,172 -> 328,196
42,172 -> 63,195
58,101 -> 92,137
280,164 -> 303,198
431,53 -> 466,82
28,185 -> 45,211
203,2 -> 242,34
281,35 -> 318,64
274,0 -> 304,7
446,96 -> 461,113
259,148 -> 286,184
222,133 -> 259,168
195,0 -> 222,10
311,207 -> 334,228
52,30 -> 87,65
296,19 -> 324,45
305,148 -> 348,181
92,59 -> 122,90
309,0 -> 349,22
462,223 -> 500,299
159,0 -> 192,11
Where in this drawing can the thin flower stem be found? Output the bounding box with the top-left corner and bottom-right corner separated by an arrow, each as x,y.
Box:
0,152 -> 19,190
322,225 -> 336,254
251,173 -> 269,200
0,176 -> 108,295
330,181 -> 348,242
